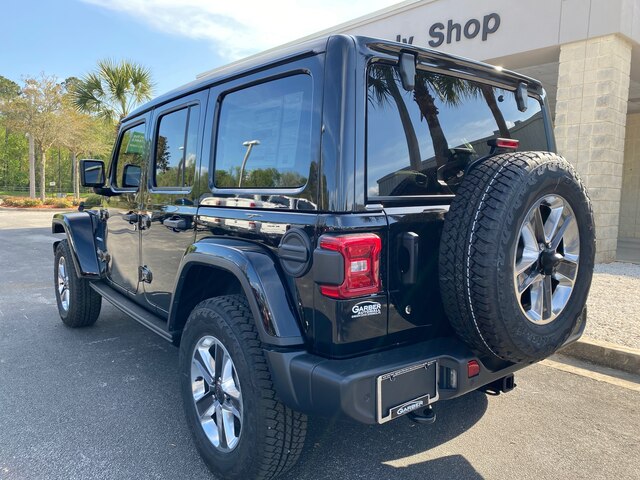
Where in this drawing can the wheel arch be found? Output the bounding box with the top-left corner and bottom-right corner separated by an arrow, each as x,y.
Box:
51,212 -> 103,279
168,240 -> 305,348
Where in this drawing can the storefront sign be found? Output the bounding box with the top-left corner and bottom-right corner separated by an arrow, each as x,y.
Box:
428,13 -> 500,47
396,13 -> 501,48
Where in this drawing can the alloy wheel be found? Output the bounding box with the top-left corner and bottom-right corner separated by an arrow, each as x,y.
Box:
191,335 -> 243,452
513,194 -> 580,325
57,256 -> 70,312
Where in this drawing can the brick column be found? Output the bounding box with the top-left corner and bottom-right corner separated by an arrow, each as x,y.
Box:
554,34 -> 632,263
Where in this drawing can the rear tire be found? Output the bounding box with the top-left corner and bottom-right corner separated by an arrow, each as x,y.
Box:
54,240 -> 101,327
439,152 -> 595,363
179,295 -> 307,480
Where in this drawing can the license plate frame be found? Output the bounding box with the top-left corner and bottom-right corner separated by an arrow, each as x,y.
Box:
376,360 -> 439,424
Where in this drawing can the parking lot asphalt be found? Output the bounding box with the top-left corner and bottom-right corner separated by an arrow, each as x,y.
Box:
0,209 -> 639,480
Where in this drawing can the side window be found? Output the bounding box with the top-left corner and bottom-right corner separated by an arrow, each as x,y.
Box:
214,74 -> 313,189
115,123 -> 146,188
154,105 -> 200,188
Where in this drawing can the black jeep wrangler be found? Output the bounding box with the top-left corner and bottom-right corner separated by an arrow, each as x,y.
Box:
52,35 -> 595,480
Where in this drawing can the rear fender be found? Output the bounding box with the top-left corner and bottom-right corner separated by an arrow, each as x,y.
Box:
52,212 -> 104,278
169,238 -> 304,347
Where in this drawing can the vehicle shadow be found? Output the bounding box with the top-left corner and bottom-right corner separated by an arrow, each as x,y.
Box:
283,392 -> 488,480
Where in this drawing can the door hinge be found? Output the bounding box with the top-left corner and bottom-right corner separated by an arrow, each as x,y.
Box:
139,265 -> 153,284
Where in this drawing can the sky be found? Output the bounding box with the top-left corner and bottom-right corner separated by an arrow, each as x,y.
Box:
1,0 -> 399,96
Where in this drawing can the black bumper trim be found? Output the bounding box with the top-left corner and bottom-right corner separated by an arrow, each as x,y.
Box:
266,337 -> 525,425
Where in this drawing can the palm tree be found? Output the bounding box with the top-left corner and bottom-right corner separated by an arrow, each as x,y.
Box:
369,66 -> 513,174
72,59 -> 153,130
478,84 -> 510,137
368,66 -> 422,171
413,72 -> 476,169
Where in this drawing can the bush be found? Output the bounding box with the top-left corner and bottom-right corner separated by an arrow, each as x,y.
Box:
2,196 -> 43,208
82,194 -> 103,208
52,198 -> 73,208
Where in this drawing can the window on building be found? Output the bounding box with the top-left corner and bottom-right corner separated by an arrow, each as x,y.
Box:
115,123 -> 146,188
366,64 -> 547,197
214,74 -> 313,189
154,105 -> 199,188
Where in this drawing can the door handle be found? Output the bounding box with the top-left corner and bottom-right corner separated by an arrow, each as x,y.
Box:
123,212 -> 139,224
163,217 -> 188,231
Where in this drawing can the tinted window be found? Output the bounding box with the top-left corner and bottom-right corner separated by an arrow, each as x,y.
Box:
115,123 -> 146,188
367,64 -> 547,197
154,105 -> 199,188
214,74 -> 313,189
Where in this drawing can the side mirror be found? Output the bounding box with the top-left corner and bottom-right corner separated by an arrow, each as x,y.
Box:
80,159 -> 105,187
122,164 -> 141,188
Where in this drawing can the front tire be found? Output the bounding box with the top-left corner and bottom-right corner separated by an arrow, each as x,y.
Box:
54,240 -> 101,327
179,295 -> 307,480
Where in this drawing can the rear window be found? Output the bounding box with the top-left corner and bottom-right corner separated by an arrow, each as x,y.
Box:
366,64 -> 547,197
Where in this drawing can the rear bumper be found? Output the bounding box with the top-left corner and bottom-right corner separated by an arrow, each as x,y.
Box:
266,337 -> 526,425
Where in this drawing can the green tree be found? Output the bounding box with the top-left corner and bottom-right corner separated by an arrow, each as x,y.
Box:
0,76 -> 20,101
3,75 -> 64,199
59,96 -> 114,198
0,76 -> 24,190
72,59 -> 153,129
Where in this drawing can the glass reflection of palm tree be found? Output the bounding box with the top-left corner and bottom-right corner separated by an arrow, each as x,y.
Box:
478,84 -> 510,137
368,66 -> 472,171
239,140 -> 260,187
413,72 -> 475,169
368,65 -> 512,173
368,66 -> 422,171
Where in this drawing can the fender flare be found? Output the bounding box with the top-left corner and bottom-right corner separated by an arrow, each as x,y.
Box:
169,238 -> 304,347
52,212 -> 103,278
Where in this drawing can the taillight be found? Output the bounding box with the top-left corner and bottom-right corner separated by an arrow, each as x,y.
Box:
318,233 -> 382,299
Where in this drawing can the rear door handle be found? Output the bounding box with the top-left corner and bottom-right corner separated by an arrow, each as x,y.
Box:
123,212 -> 139,224
163,218 -> 188,231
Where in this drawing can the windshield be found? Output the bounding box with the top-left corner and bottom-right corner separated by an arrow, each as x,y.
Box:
366,64 -> 547,197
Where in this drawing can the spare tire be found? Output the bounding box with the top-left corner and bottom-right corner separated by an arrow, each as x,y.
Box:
439,151 -> 595,363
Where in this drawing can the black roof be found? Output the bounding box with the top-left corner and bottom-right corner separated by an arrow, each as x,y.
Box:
126,36 -> 329,120
125,34 -> 543,121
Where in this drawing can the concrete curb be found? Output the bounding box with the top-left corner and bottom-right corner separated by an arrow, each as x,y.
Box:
560,337 -> 640,376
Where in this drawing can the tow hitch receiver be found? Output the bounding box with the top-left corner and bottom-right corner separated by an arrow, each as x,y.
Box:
481,374 -> 516,395
408,404 -> 437,424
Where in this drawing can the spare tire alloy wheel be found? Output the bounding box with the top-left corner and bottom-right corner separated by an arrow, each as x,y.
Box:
514,194 -> 579,325
191,335 -> 243,452
439,152 -> 595,364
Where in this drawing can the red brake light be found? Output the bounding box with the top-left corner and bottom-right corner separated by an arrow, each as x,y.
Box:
319,233 -> 382,299
494,138 -> 519,150
468,360 -> 480,378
